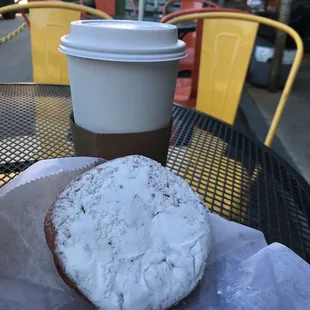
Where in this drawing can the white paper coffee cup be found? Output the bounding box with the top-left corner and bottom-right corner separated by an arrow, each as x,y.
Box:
60,20 -> 186,134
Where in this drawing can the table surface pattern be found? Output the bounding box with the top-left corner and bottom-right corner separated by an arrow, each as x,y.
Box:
0,84 -> 310,263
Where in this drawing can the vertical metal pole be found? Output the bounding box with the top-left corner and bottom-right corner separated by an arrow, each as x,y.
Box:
218,0 -> 225,7
268,0 -> 294,92
138,0 -> 145,20
116,0 -> 125,15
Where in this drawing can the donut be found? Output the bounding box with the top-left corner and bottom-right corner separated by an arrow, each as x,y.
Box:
44,155 -> 212,309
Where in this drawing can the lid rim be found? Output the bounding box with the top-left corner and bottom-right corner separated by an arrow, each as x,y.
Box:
71,19 -> 177,31
60,36 -> 186,56
59,46 -> 187,63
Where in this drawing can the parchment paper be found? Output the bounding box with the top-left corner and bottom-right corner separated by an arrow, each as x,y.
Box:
0,158 -> 310,310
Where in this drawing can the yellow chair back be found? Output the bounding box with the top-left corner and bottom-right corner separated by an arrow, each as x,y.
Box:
168,128 -> 248,222
0,2 -> 112,85
197,18 -> 258,125
30,9 -> 80,84
167,12 -> 304,147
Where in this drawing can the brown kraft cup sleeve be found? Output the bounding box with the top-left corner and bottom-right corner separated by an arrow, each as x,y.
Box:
70,113 -> 172,166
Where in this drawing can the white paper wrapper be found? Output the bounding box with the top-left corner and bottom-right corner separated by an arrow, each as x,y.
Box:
0,158 -> 310,310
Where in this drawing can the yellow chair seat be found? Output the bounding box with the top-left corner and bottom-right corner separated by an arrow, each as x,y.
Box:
0,135 -> 41,185
168,128 -> 248,222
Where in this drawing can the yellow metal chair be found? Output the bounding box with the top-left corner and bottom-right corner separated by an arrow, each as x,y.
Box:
0,2 -> 112,84
166,13 -> 303,221
167,12 -> 303,147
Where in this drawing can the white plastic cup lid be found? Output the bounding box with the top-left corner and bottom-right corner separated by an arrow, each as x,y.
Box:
59,20 -> 187,62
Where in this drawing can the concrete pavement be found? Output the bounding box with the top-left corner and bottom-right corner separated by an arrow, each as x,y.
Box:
0,16 -> 32,82
245,60 -> 310,184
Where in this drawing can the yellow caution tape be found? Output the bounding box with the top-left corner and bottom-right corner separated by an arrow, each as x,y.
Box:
0,22 -> 27,45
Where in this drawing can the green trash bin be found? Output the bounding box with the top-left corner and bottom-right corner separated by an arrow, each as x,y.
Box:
116,0 -> 125,15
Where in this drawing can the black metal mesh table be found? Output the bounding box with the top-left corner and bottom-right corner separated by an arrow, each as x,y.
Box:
1,84 -> 310,263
